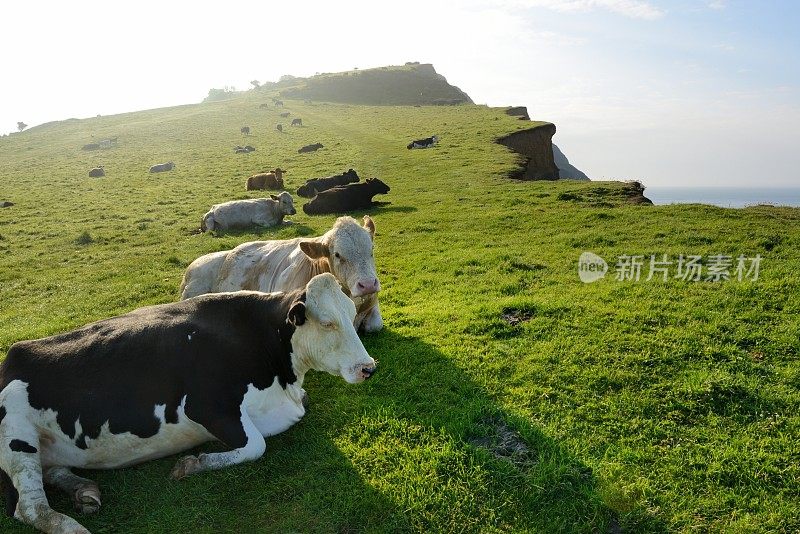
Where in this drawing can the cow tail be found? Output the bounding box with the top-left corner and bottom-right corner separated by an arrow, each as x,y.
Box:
0,468 -> 17,517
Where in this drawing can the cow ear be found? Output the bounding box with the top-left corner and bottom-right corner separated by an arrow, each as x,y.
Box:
288,302 -> 306,326
300,240 -> 329,259
270,194 -> 279,200
363,215 -> 375,240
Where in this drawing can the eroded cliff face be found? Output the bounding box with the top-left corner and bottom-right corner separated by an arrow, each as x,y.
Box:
497,123 -> 560,181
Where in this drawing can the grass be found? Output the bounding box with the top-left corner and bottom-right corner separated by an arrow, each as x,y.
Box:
0,92 -> 799,533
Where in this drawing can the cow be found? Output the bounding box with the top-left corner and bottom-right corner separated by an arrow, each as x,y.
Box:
407,135 -> 439,149
88,167 -> 105,178
180,216 -> 383,333
241,126 -> 251,135
149,162 -> 175,173
259,103 -> 269,108
298,143 -> 323,154
246,168 -> 285,190
291,118 -> 302,127
0,202 -> 13,208
0,273 -> 376,534
201,192 -> 296,232
81,143 -> 100,151
235,145 -> 256,154
297,169 -> 359,198
302,179 -> 390,215
276,124 -> 283,133
279,112 -> 290,118
275,100 -> 284,107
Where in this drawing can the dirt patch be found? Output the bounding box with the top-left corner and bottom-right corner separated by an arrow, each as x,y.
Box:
469,416 -> 534,468
501,308 -> 534,326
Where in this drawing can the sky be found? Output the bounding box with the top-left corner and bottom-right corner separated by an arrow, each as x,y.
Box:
2,0 -> 798,187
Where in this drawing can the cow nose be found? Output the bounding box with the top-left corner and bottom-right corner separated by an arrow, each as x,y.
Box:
362,366 -> 376,378
356,278 -> 380,294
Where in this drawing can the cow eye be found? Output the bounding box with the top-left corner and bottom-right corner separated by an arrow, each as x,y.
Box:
320,321 -> 335,329
334,252 -> 341,260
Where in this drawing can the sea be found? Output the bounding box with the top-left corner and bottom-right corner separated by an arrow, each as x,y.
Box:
645,187 -> 800,208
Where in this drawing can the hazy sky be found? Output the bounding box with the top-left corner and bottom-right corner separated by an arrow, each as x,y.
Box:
2,0 -> 798,186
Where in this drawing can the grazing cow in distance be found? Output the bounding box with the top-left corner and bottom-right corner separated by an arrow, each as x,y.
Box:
0,273 -> 375,533
181,216 -> 383,333
88,166 -> 105,177
303,179 -> 390,215
149,162 -> 175,173
201,191 -> 296,232
276,124 -> 283,133
297,168 -> 359,198
247,168 -> 285,190
291,118 -> 302,126
280,112 -> 290,118
298,143 -> 323,154
407,135 -> 439,149
241,126 -> 251,135
275,100 -> 284,107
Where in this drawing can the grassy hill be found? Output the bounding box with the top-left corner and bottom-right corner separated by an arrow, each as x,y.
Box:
276,63 -> 473,106
0,91 -> 798,533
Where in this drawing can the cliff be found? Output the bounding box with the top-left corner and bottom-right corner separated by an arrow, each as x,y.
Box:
553,144 -> 590,181
278,63 -> 473,106
497,123 -> 560,181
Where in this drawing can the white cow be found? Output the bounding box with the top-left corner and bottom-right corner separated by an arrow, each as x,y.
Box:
201,192 -> 296,232
181,216 -> 383,332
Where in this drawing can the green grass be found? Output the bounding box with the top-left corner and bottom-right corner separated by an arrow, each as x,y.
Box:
0,93 -> 798,533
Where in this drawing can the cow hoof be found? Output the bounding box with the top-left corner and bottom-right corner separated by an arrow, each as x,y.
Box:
74,487 -> 101,514
170,455 -> 201,480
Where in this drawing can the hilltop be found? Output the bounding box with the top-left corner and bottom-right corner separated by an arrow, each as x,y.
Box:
274,62 -> 473,106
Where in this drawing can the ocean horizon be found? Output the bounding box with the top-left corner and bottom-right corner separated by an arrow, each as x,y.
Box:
645,186 -> 800,208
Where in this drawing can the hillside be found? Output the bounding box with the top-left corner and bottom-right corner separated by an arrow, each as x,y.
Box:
0,94 -> 799,533
276,63 -> 473,106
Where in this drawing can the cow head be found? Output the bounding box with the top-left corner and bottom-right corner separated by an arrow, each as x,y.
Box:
366,178 -> 390,194
289,273 -> 376,383
270,191 -> 296,216
299,216 -> 380,298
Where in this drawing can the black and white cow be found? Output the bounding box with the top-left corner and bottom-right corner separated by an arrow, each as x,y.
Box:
0,273 -> 376,534
406,135 -> 439,149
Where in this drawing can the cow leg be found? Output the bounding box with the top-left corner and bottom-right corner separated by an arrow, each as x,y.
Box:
2,442 -> 89,533
43,467 -> 101,514
360,303 -> 384,333
170,411 -> 266,480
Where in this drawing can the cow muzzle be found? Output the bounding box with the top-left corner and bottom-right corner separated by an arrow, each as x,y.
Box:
353,278 -> 380,296
360,364 -> 377,380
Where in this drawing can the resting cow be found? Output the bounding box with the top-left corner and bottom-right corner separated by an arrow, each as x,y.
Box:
276,124 -> 283,133
181,216 -> 383,333
297,168 -> 359,198
246,168 -> 285,190
298,143 -> 323,153
235,145 -> 256,154
279,112 -> 290,118
149,162 -> 175,173
291,118 -> 302,127
0,274 -> 375,534
201,192 -> 296,232
88,167 -> 105,178
302,179 -> 390,215
407,135 -> 439,149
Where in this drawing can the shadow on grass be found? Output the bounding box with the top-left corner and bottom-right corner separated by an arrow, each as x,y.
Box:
209,223 -> 316,239
0,330 -> 667,532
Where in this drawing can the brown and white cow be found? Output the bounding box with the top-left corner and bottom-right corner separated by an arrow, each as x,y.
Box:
181,216 -> 383,332
0,273 -> 376,534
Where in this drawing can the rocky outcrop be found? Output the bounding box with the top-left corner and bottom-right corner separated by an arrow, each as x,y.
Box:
625,181 -> 653,204
505,106 -> 530,121
553,144 -> 590,181
497,123 -> 560,181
